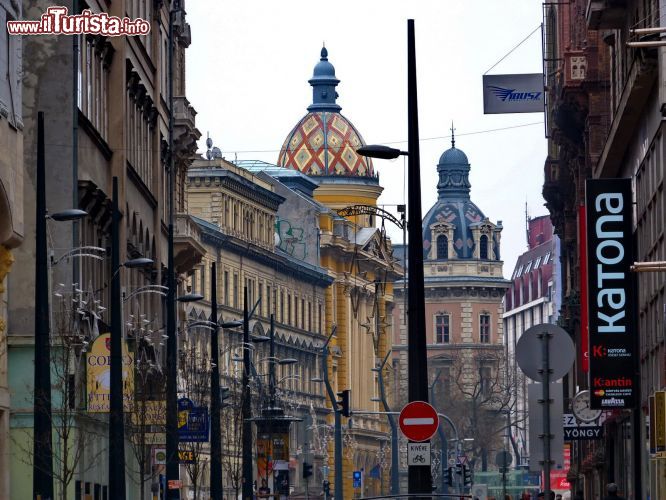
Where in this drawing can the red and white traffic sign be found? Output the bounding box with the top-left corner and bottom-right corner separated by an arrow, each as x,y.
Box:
399,401 -> 438,442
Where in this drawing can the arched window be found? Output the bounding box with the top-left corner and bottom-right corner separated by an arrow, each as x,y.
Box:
437,235 -> 448,259
480,235 -> 489,259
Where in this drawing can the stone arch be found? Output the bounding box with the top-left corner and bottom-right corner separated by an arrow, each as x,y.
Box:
0,180 -> 13,246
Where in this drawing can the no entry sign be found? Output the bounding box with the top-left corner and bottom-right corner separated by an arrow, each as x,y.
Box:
399,401 -> 438,442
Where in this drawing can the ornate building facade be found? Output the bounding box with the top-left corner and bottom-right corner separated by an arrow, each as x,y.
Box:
392,138 -> 510,480
276,48 -> 402,498
6,1 -> 200,498
0,1 -> 24,496
185,156 -> 333,496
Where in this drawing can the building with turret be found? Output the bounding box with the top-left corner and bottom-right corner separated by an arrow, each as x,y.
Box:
392,137 -> 510,485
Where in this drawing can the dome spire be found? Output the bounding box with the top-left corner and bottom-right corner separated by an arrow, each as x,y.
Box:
450,122 -> 456,148
308,45 -> 341,112
436,139 -> 471,200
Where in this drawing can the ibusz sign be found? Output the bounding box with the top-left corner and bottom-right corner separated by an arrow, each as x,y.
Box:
585,178 -> 636,409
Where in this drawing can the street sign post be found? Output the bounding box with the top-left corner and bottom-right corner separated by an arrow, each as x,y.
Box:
399,401 -> 439,442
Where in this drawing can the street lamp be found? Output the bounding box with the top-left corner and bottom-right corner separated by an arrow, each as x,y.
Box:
356,18 -> 431,495
34,111 -> 88,500
109,176 -> 155,500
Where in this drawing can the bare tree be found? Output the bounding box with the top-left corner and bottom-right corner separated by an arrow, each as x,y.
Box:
433,348 -> 525,471
179,337 -> 213,500
220,373 -> 245,498
13,289 -> 105,500
125,334 -> 166,500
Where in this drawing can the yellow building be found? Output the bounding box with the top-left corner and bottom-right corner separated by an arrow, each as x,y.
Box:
276,47 -> 402,498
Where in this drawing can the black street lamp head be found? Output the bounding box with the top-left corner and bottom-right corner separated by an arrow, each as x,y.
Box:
123,257 -> 154,269
279,358 -> 298,365
250,334 -> 271,343
357,145 -> 407,160
177,292 -> 204,303
220,319 -> 243,329
49,209 -> 88,221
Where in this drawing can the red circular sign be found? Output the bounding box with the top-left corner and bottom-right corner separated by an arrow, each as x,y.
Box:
399,401 -> 439,442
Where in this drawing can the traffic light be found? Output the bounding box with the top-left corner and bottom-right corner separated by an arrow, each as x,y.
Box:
220,386 -> 231,406
446,466 -> 453,486
463,463 -> 472,486
336,389 -> 351,417
303,462 -> 313,479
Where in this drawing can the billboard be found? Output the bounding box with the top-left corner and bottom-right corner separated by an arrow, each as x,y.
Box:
177,398 -> 209,442
86,333 -> 134,412
482,73 -> 544,114
585,178 -> 636,409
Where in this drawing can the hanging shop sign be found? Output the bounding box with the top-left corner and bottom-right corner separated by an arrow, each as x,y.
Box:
177,398 -> 209,442
131,400 -> 166,426
585,178 -> 636,409
482,73 -> 544,114
86,333 -> 134,412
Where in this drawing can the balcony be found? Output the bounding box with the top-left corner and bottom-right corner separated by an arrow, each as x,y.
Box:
174,214 -> 206,274
586,0 -> 627,29
173,96 -> 201,162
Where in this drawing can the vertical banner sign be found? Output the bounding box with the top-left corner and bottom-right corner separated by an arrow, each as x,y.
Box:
656,391 -> 666,453
87,333 -> 134,412
585,178 -> 635,409
578,205 -> 590,372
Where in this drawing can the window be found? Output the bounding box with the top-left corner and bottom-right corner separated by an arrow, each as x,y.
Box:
435,314 -> 450,344
516,264 -> 524,277
524,261 -> 532,274
280,291 -> 284,322
480,314 -> 491,343
318,303 -> 322,334
479,235 -> 489,259
301,298 -> 305,329
258,283 -> 263,316
224,271 -> 229,306
288,294 -> 292,325
308,302 -> 312,331
437,235 -> 448,259
233,274 -> 239,308
544,251 -> 551,264
479,364 -> 492,396
534,256 -> 542,268
267,285 -> 271,315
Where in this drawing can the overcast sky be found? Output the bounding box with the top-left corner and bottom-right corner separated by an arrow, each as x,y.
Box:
185,0 -> 546,278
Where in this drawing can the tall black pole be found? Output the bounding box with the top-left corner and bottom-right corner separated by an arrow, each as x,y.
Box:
34,111 -> 54,500
210,263 -> 222,500
406,19 -> 432,495
242,287 -> 254,499
109,177 -> 126,498
165,1 -> 180,497
269,315 -> 276,409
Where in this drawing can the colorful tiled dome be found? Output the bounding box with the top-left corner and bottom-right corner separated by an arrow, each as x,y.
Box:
277,47 -> 375,179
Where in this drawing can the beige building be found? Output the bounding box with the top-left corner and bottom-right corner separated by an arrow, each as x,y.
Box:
7,1 -> 200,498
184,156 -> 333,496
0,0 -> 24,496
392,139 -> 510,477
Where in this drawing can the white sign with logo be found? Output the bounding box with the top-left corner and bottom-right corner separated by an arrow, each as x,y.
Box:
482,73 -> 544,114
407,442 -> 431,466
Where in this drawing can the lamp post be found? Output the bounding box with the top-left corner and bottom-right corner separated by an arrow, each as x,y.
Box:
109,176 -> 155,500
357,19 -> 431,495
209,264 -> 243,500
34,111 -> 88,500
372,351 -> 399,495
241,288 -> 254,500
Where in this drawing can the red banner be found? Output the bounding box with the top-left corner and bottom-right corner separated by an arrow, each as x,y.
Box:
578,204 -> 589,372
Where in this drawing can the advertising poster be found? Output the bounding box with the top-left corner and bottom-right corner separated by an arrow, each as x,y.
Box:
86,333 -> 134,412
585,178 -> 636,409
